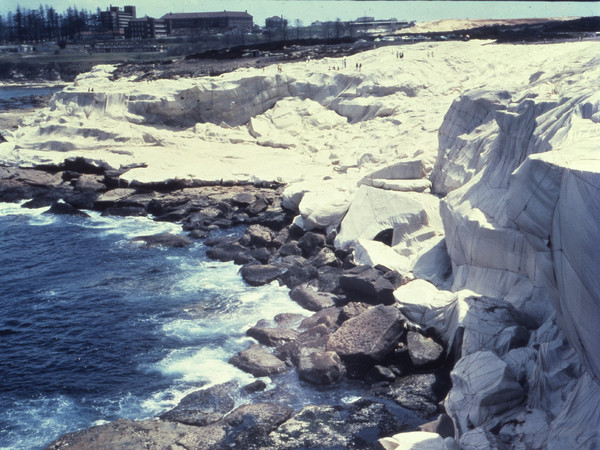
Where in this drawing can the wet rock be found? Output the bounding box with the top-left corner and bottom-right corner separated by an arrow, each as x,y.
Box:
74,174 -> 106,193
406,331 -> 444,367
232,192 -> 256,206
339,265 -> 396,305
277,241 -> 302,257
159,381 -> 237,426
240,264 -> 287,286
246,326 -> 299,347
299,307 -> 342,330
371,373 -> 444,419
43,201 -> 90,218
243,380 -> 267,394
277,256 -> 319,288
273,313 -> 306,328
309,247 -> 339,268
366,365 -> 397,383
229,344 -> 287,377
289,284 -> 339,311
339,302 -> 372,323
297,350 -> 345,385
247,197 -> 269,215
265,398 -> 421,449
241,224 -> 277,248
130,233 -> 193,248
219,402 -> 294,448
101,205 -> 146,217
326,304 -> 405,371
206,243 -> 257,265
298,231 -> 327,257
46,419 -> 211,450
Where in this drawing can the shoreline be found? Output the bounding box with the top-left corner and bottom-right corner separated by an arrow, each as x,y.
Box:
0,163 -> 452,449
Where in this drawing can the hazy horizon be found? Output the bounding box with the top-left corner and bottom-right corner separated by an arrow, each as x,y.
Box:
1,1 -> 598,27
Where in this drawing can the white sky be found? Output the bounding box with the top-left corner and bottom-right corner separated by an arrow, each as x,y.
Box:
2,1 -> 599,26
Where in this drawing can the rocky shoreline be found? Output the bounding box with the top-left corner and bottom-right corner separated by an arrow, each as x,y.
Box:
1,158 -> 455,449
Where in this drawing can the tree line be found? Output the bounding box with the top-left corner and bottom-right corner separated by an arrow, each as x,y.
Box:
0,5 -> 102,45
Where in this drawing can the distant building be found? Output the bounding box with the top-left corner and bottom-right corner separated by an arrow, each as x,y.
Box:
125,17 -> 168,39
265,16 -> 288,30
160,11 -> 253,35
100,6 -> 137,36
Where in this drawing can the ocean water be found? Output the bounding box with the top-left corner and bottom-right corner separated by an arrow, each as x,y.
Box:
0,202 -> 309,449
0,86 -> 64,109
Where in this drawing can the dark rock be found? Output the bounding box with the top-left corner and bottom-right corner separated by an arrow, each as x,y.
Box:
298,231 -> 327,257
159,381 -> 237,426
247,197 -> 269,216
418,413 -> 455,438
289,284 -> 339,311
63,156 -> 110,174
240,264 -> 286,287
274,323 -> 332,366
62,170 -> 81,181
382,269 -> 411,289
339,302 -> 372,323
299,308 -> 342,330
249,247 -> 272,264
219,402 -> 294,448
74,174 -> 105,193
182,209 -> 221,230
309,247 -> 339,268
277,241 -> 302,257
371,373 -> 445,419
317,265 -> 346,294
229,344 -> 287,377
326,304 -> 405,373
242,380 -> 267,394
297,350 -> 345,385
46,419 -> 216,450
246,327 -> 299,347
366,365 -> 397,383
264,398 -> 422,449
257,209 -> 292,230
232,192 -> 256,206
43,202 -> 90,218
206,243 -> 256,265
242,224 -> 276,248
272,313 -> 305,328
277,256 -> 319,288
188,229 -> 209,239
204,235 -> 241,247
101,205 -> 146,217
21,197 -> 55,208
406,331 -> 444,367
339,265 -> 396,305
131,233 -> 193,248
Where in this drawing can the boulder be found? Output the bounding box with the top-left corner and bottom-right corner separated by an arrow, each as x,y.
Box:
418,414 -> 455,439
74,173 -> 106,193
406,331 -> 444,367
372,373 -> 445,419
241,224 -> 276,248
43,201 -> 90,218
297,350 -> 345,385
289,284 -> 338,311
159,381 -> 237,426
299,308 -> 341,330
131,233 -> 193,248
265,398 -> 423,449
206,243 -> 256,265
228,344 -> 287,377
277,257 -> 319,288
240,264 -> 286,287
339,265 -> 396,305
297,231 -> 327,257
101,205 -> 146,217
246,326 -> 299,347
326,304 -> 405,370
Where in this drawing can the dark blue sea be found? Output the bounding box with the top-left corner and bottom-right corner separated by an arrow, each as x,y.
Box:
0,203 -> 310,449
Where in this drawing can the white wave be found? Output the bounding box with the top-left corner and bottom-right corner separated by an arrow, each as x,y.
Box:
83,212 -> 182,239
